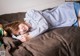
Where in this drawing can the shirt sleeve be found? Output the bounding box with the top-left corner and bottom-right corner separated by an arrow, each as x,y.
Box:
24,9 -> 49,38
73,2 -> 80,17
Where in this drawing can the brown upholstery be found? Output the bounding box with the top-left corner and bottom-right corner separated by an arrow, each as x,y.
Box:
0,12 -> 26,25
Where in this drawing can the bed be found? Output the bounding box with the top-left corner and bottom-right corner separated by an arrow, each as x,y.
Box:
0,6 -> 80,56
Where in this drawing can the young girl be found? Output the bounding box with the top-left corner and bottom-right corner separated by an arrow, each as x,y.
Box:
4,21 -> 32,42
4,2 -> 80,42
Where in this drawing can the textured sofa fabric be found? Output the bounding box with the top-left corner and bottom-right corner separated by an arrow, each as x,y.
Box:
0,12 -> 26,25
0,27 -> 80,56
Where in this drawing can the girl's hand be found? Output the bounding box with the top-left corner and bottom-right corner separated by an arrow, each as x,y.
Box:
17,34 -> 32,42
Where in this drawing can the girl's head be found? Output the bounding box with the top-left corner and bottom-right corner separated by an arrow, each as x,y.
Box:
4,21 -> 31,36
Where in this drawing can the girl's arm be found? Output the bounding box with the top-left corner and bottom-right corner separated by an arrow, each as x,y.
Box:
24,9 -> 49,38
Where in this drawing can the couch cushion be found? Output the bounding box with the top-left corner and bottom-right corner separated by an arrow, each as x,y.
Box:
0,12 -> 26,25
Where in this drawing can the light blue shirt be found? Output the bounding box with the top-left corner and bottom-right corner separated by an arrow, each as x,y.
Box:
24,2 -> 77,38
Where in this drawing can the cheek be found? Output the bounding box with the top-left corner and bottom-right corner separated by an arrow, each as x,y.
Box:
19,28 -> 23,31
19,25 -> 24,31
18,28 -> 25,34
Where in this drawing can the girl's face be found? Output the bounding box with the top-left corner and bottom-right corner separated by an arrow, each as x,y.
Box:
18,23 -> 29,35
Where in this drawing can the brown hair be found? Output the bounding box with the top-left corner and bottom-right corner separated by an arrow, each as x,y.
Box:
4,21 -> 31,36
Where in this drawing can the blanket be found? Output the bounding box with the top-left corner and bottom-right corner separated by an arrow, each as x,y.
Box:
0,27 -> 80,56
